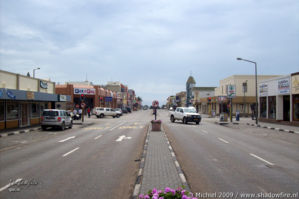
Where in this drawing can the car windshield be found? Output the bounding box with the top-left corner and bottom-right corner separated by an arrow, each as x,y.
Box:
184,108 -> 197,113
43,111 -> 59,116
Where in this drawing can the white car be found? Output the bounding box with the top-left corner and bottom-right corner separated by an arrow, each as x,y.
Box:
169,107 -> 201,124
41,109 -> 73,130
94,107 -> 119,118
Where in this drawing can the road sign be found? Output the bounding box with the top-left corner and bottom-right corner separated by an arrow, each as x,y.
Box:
227,85 -> 236,98
152,100 -> 159,107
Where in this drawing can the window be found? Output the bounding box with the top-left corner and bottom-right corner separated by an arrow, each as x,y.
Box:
268,96 -> 276,119
0,102 -> 4,121
293,95 -> 299,121
43,111 -> 59,116
32,103 -> 40,118
6,102 -> 19,120
260,97 -> 267,118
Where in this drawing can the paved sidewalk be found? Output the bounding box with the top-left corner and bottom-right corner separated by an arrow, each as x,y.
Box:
204,117 -> 299,134
133,125 -> 189,198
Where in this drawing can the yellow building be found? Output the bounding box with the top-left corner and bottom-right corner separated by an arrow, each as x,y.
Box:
214,75 -> 280,116
0,69 -> 67,130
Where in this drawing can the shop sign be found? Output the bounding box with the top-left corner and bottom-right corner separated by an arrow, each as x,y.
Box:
217,96 -> 227,102
27,91 -> 35,100
292,75 -> 299,94
0,90 -> 3,98
105,97 -> 113,102
278,78 -> 290,94
6,90 -> 16,99
59,95 -> 67,101
227,85 -> 236,98
259,84 -> 268,96
74,88 -> 95,95
40,80 -> 48,89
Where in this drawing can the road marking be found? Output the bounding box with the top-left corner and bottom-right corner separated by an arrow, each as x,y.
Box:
179,173 -> 187,183
175,160 -> 180,167
0,178 -> 22,192
58,136 -> 75,143
171,152 -> 175,157
116,135 -> 132,142
110,122 -> 126,131
218,137 -> 229,144
62,147 -> 79,157
94,135 -> 102,140
250,153 -> 275,166
202,130 -> 208,134
133,184 -> 141,196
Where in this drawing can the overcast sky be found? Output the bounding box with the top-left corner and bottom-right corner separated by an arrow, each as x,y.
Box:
0,0 -> 298,105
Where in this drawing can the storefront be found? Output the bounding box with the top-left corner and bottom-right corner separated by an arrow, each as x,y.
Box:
291,72 -> 299,123
258,75 -> 295,124
0,88 -> 62,130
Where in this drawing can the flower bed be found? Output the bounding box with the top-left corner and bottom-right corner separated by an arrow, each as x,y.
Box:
139,187 -> 197,199
151,120 -> 162,131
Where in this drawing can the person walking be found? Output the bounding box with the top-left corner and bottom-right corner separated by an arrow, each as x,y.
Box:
87,107 -> 91,118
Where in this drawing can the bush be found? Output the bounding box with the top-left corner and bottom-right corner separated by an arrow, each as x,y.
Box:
139,187 -> 197,199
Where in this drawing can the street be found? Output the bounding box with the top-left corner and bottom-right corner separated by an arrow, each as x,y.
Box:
0,111 -> 150,199
1,110 -> 299,199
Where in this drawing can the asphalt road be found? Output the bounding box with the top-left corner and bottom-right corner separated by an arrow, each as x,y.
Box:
0,110 -> 152,199
161,110 -> 299,198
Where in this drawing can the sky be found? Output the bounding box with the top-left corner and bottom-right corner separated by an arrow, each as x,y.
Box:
0,0 -> 298,106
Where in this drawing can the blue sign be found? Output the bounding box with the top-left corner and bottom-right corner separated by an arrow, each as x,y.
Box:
105,97 -> 113,102
0,90 -> 3,98
6,90 -> 16,99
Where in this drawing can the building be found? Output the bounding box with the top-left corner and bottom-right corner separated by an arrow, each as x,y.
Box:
258,73 -> 299,125
192,87 -> 216,114
175,91 -> 186,107
104,81 -> 129,108
55,82 -> 117,110
214,75 -> 280,116
186,76 -> 196,107
0,69 -> 69,130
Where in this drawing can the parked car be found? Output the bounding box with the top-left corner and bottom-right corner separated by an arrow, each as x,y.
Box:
122,108 -> 128,114
126,107 -> 131,113
41,109 -> 73,130
94,107 -> 118,118
113,108 -> 122,117
169,107 -> 201,125
143,105 -> 149,110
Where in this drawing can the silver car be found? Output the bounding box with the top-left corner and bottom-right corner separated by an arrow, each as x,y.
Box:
41,109 -> 73,130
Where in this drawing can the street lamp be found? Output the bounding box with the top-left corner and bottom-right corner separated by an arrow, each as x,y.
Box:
236,57 -> 258,125
33,67 -> 40,78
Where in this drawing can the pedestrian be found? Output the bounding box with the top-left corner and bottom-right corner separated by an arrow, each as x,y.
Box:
87,107 -> 91,118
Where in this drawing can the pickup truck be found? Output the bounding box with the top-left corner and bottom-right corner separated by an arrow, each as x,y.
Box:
94,107 -> 120,118
169,107 -> 201,124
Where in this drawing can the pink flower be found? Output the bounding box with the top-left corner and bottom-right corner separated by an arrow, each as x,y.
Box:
164,187 -> 171,193
139,194 -> 144,199
144,195 -> 150,199
152,188 -> 157,194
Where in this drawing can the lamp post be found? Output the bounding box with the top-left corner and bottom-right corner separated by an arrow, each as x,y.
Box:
33,67 -> 40,78
237,57 -> 258,125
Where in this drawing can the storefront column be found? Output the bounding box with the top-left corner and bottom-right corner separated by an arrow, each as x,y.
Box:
266,96 -> 269,119
276,96 -> 283,120
290,93 -> 293,122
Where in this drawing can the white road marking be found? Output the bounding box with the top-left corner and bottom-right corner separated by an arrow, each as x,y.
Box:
179,173 -> 187,183
202,130 -> 208,134
94,135 -> 102,140
62,147 -> 79,157
133,184 -> 141,196
175,160 -> 180,167
138,169 -> 143,176
116,135 -> 132,142
218,137 -> 229,144
250,153 -> 275,166
0,178 -> 22,192
110,122 -> 126,131
58,136 -> 75,143
171,152 -> 175,157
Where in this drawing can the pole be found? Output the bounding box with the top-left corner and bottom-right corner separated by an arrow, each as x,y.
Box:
230,98 -> 233,122
255,62 -> 258,125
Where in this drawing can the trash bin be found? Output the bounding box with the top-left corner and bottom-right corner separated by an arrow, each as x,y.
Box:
236,111 -> 240,121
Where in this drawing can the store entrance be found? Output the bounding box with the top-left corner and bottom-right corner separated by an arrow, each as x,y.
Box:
21,104 -> 29,127
283,95 -> 290,121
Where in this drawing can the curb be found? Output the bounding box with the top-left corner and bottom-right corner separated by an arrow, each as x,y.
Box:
0,127 -> 40,138
245,123 -> 299,134
162,125 -> 191,190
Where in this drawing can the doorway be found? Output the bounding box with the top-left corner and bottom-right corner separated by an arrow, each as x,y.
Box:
21,104 -> 29,127
283,96 -> 290,121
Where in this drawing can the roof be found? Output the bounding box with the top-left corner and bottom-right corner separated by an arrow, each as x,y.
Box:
186,76 -> 196,84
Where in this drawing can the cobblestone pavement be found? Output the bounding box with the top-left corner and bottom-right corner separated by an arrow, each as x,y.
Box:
139,129 -> 183,195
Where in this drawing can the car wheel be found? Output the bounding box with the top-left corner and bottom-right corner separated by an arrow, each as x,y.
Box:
100,114 -> 104,118
183,117 -> 187,124
116,114 -> 120,118
41,125 -> 47,131
112,116 -> 115,118
96,115 -> 100,118
170,115 -> 175,123
61,122 -> 65,131
196,121 -> 199,125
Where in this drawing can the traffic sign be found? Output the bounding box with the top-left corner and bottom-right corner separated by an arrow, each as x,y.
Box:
152,100 -> 159,107
227,85 -> 236,98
